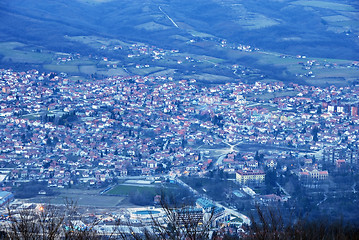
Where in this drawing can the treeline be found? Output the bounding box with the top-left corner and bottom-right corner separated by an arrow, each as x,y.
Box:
245,206 -> 359,240
1,203 -> 359,239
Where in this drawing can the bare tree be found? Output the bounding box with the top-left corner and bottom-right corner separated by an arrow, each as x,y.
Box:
244,205 -> 359,240
2,201 -> 100,240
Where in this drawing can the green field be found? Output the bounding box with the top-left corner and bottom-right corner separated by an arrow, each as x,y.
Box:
44,64 -> 80,73
135,22 -> 170,31
183,73 -> 233,82
170,35 -> 190,41
29,188 -> 125,207
0,42 -> 53,63
198,56 -> 225,64
107,185 -> 158,196
291,1 -> 355,11
237,14 -> 279,30
322,15 -> 351,22
106,183 -> 190,201
305,77 -> 348,86
256,53 -> 303,66
188,30 -> 215,38
313,67 -> 359,78
148,69 -> 176,77
77,0 -> 115,3
79,65 -> 98,74
97,68 -> 129,76
130,66 -> 165,75
64,35 -> 131,49
247,90 -> 299,101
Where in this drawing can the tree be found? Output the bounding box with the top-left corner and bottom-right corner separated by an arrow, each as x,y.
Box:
265,170 -> 277,193
246,206 -> 359,240
3,201 -> 100,240
311,126 -> 319,142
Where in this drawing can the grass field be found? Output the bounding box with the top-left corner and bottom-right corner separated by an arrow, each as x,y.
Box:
183,73 -> 233,82
198,56 -> 225,64
291,1 -> 355,11
170,35 -> 190,41
305,77 -> 348,86
255,53 -> 303,67
107,185 -> 159,195
79,65 -> 97,74
77,0 -> 115,3
129,66 -> 165,75
65,35 -> 131,49
313,67 -> 359,78
65,59 -> 97,66
44,64 -> 80,73
135,22 -> 170,31
188,30 -> 215,38
97,68 -> 129,76
21,114 -> 40,121
332,20 -> 359,27
0,41 -> 53,64
148,69 -> 176,77
237,14 -> 279,30
322,15 -> 351,22
247,90 -> 299,101
106,183 -> 189,200
226,46 -> 358,86
29,188 -> 125,207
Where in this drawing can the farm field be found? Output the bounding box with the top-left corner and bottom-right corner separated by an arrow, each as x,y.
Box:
0,42 -> 53,64
107,185 -> 158,196
28,188 -> 125,208
129,66 -> 165,76
182,73 -> 233,83
247,90 -> 299,101
135,22 -> 170,31
291,1 -> 355,11
44,64 -> 80,73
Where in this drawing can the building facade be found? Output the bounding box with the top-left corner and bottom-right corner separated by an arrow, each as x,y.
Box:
236,169 -> 265,185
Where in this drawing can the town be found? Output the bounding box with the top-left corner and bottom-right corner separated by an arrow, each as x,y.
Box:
0,65 -> 358,231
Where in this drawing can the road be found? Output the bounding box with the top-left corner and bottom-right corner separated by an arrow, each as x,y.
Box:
352,183 -> 357,194
176,177 -> 251,225
175,148 -> 251,226
276,182 -> 291,198
317,192 -> 328,206
207,141 -> 242,168
159,6 -> 179,28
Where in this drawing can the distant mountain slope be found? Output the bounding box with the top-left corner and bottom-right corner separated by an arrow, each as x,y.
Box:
0,0 -> 358,59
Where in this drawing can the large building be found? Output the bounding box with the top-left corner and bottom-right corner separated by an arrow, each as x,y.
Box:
323,147 -> 359,165
0,191 -> 14,207
236,169 -> 265,185
175,207 -> 204,225
299,167 -> 328,181
195,198 -> 229,227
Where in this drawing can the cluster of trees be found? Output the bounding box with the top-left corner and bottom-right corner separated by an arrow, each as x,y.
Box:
128,187 -> 193,207
246,206 -> 359,240
43,111 -> 78,127
1,202 -> 358,240
5,188 -> 359,240
0,200 -> 213,240
14,181 -> 54,199
1,202 -> 99,240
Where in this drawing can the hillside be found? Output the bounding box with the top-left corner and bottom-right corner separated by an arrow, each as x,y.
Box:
0,0 -> 358,87
1,0 -> 358,59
